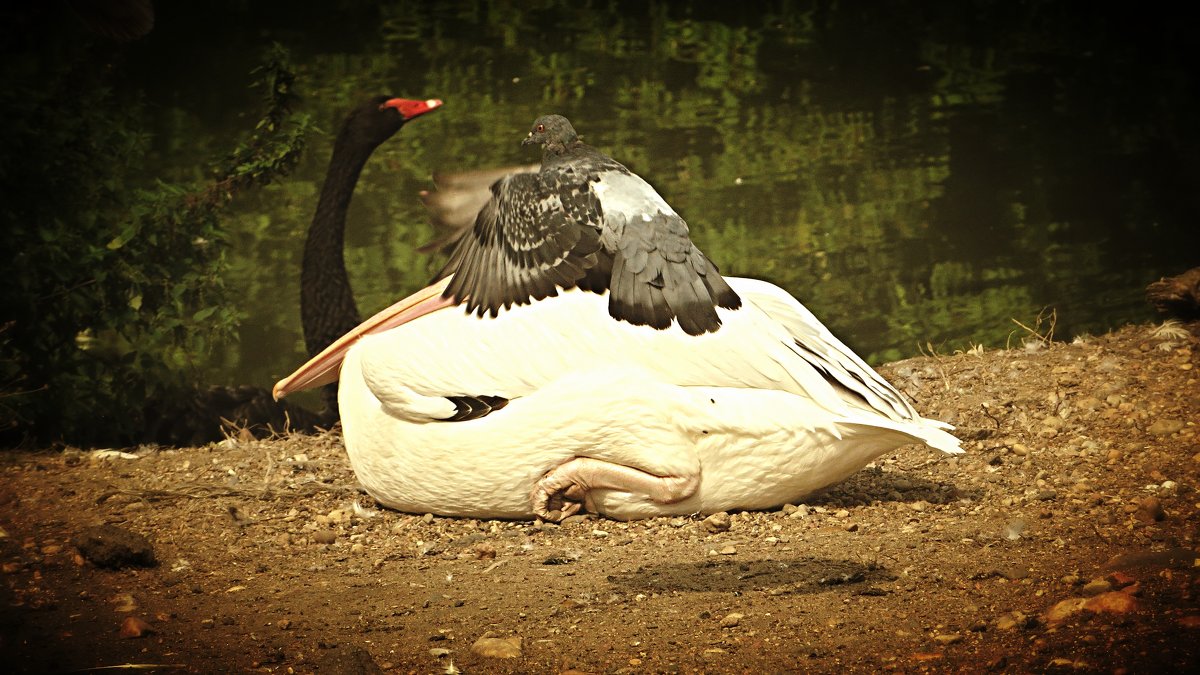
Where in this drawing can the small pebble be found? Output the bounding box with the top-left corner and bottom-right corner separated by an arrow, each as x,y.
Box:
1003,519 -> 1026,540
118,616 -> 152,639
1148,419 -> 1185,436
994,611 -> 1032,630
110,593 -> 137,613
788,505 -> 811,519
73,525 -> 156,569
1085,591 -> 1140,614
1135,497 -> 1165,523
1045,597 -> 1089,623
703,512 -> 731,533
1081,578 -> 1112,596
542,550 -> 577,565
471,635 -> 522,659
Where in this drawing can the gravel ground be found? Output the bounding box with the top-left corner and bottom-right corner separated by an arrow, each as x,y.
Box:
1,321 -> 1198,673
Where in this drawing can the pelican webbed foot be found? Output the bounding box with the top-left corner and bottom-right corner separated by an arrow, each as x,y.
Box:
530,457 -> 700,521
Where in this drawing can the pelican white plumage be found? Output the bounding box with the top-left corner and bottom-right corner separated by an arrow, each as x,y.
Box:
274,114 -> 962,520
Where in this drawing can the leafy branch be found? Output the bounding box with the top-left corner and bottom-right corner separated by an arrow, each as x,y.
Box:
0,41 -> 314,447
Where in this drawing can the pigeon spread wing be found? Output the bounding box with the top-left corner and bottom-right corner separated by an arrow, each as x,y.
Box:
439,168 -> 604,316
419,164 -> 539,254
438,160 -> 740,334
608,210 -> 741,336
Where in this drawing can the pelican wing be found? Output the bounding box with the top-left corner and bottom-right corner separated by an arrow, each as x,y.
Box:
733,279 -> 922,422
351,280 -> 849,425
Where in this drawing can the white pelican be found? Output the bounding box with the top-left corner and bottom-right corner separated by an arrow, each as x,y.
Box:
275,114 -> 962,521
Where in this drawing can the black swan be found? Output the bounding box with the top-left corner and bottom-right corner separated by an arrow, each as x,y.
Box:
146,96 -> 441,446
300,96 -> 441,418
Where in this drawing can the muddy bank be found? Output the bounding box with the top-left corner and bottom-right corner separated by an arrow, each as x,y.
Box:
1,322 -> 1197,673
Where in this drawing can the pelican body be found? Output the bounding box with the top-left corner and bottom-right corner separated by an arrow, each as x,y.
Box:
276,276 -> 961,521
274,114 -> 962,520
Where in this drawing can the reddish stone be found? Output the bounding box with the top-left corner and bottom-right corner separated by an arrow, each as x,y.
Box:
118,616 -> 152,639
1084,591 -> 1140,614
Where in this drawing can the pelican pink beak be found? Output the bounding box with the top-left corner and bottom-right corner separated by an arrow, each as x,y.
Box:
273,277 -> 456,400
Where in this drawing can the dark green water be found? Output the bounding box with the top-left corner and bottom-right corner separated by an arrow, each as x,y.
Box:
124,2 -> 1198,395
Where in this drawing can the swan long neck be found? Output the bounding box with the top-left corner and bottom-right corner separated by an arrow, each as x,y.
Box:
300,130 -> 382,358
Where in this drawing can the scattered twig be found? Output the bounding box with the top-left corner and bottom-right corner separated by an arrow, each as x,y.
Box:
980,403 -> 1001,429
1009,307 -> 1057,348
915,341 -> 952,391
67,665 -> 188,672
96,481 -> 362,503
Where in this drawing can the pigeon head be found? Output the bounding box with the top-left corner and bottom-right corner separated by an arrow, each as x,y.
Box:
521,114 -> 578,154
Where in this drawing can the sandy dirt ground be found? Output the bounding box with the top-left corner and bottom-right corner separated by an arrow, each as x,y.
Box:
1,321 -> 1198,674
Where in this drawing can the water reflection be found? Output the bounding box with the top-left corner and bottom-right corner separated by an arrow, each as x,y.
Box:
128,2 -> 1196,393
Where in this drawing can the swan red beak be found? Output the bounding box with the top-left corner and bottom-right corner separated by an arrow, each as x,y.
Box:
272,277 -> 457,400
382,97 -> 443,120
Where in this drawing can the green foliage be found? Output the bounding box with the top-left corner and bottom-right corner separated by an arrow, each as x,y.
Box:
0,38 -> 313,447
123,1 -> 1191,395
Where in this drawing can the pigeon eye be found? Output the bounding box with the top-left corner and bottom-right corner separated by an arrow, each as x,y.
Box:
536,124 -> 545,133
